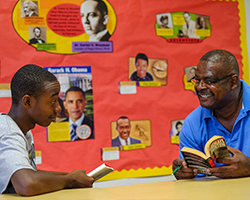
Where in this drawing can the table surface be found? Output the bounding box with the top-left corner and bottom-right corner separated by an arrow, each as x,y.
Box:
1,176 -> 249,200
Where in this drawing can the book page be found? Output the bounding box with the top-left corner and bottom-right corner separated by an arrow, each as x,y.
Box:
204,136 -> 230,158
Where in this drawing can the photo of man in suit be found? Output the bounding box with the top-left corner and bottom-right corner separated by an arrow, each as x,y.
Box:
63,86 -> 94,141
22,1 -> 38,17
29,27 -> 45,45
112,116 -> 141,147
80,0 -> 111,41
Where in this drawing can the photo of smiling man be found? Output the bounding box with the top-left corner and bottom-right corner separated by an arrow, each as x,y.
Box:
130,53 -> 154,81
80,0 -> 110,42
112,116 -> 141,147
63,86 -> 94,141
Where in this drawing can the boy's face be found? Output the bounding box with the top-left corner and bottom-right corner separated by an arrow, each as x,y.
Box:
29,81 -> 61,127
136,59 -> 148,78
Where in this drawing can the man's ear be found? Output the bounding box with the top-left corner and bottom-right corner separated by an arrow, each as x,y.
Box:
103,15 -> 109,25
230,75 -> 239,90
22,95 -> 33,108
84,100 -> 88,107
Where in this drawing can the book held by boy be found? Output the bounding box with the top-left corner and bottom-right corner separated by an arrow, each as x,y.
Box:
181,135 -> 230,174
87,163 -> 114,181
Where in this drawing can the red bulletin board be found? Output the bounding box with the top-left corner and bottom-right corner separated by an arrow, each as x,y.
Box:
0,0 -> 248,181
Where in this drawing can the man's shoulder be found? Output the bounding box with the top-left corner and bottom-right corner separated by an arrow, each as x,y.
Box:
131,137 -> 141,143
112,136 -> 119,141
146,72 -> 154,80
82,116 -> 93,125
130,71 -> 138,80
185,106 -> 209,122
100,31 -> 111,41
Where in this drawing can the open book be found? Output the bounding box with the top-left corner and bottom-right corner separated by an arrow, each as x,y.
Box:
87,163 -> 114,181
181,135 -> 230,174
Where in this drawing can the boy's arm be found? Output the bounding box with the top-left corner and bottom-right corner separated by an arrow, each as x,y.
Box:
11,168 -> 94,196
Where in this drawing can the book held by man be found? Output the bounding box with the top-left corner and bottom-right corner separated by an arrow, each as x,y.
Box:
87,163 -> 114,181
181,135 -> 230,174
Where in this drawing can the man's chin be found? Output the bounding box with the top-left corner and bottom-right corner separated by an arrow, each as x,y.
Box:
137,74 -> 146,79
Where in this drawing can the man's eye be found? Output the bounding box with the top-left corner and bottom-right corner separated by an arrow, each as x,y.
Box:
89,13 -> 97,17
205,80 -> 212,85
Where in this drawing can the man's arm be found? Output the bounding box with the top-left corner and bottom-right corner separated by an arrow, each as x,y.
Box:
172,158 -> 198,180
11,168 -> 94,196
207,146 -> 250,178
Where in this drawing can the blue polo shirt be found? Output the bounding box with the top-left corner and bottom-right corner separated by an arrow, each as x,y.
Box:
179,80 -> 250,161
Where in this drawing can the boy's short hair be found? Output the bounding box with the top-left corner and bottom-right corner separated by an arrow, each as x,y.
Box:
135,53 -> 148,65
11,64 -> 57,106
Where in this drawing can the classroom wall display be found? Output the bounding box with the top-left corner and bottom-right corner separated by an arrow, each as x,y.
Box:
12,0 -> 116,53
0,0 -> 248,181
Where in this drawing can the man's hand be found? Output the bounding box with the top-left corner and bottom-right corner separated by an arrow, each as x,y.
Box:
172,158 -> 197,180
207,146 -> 250,178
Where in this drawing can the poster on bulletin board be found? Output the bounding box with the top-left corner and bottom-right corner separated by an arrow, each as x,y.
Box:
0,0 -> 248,181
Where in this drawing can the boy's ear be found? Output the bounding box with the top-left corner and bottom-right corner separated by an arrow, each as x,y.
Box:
22,95 -> 33,108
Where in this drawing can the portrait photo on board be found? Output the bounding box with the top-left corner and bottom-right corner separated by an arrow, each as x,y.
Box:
129,53 -> 168,85
111,116 -> 152,149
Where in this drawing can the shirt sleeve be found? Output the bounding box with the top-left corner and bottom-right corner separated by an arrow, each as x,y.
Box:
0,131 -> 34,193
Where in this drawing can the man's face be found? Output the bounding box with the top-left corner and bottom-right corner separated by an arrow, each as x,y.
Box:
34,28 -> 41,37
136,59 -> 148,78
23,2 -> 31,16
64,91 -> 87,122
176,124 -> 182,133
184,13 -> 191,23
194,61 -> 232,110
116,118 -> 131,140
80,0 -> 105,36
162,18 -> 168,25
29,81 -> 61,127
190,68 -> 196,78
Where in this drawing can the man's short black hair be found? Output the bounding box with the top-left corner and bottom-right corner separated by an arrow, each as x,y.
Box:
11,64 -> 57,106
116,116 -> 130,126
175,121 -> 183,129
135,53 -> 148,65
85,0 -> 108,16
200,49 -> 239,76
160,15 -> 168,23
33,27 -> 41,32
65,86 -> 86,100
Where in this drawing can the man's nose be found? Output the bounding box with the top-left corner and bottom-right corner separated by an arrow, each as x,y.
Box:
196,80 -> 208,89
82,16 -> 90,24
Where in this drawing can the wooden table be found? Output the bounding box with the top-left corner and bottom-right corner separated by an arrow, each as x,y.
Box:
1,176 -> 249,200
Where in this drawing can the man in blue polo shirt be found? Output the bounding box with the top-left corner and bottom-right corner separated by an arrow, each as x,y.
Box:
172,49 -> 250,179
